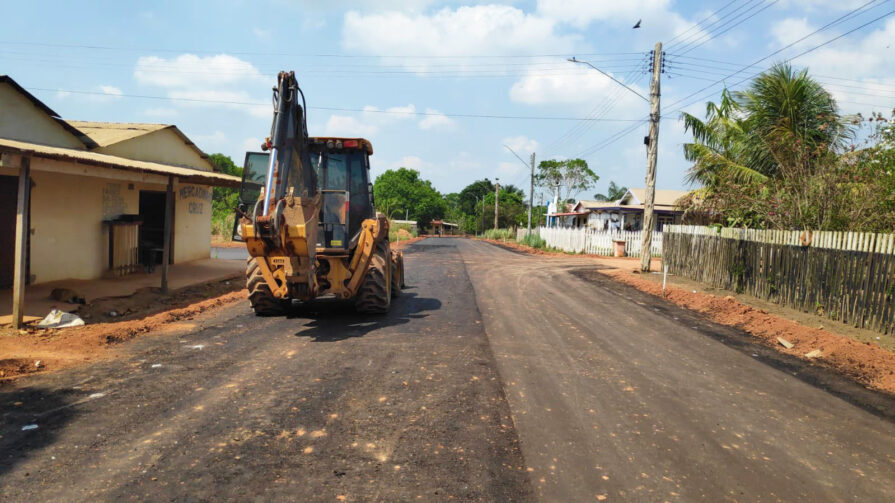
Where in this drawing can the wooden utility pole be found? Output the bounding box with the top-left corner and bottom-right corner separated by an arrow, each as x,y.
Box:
641,42 -> 662,272
493,180 -> 500,230
527,153 -> 535,234
161,176 -> 174,293
12,156 -> 31,329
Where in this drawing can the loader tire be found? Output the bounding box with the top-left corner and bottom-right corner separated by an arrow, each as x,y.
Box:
246,257 -> 289,316
390,252 -> 404,298
355,239 -> 391,314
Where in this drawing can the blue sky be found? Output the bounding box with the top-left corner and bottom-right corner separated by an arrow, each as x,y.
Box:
3,0 -> 893,200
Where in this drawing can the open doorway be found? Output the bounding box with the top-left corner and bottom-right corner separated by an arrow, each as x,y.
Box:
138,191 -> 171,270
0,175 -> 28,288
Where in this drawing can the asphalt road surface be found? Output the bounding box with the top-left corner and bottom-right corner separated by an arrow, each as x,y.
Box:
2,238 -> 895,502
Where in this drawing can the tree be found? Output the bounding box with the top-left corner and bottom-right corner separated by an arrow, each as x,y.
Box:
535,158 -> 598,203
458,179 -> 495,215
593,181 -> 628,202
208,153 -> 243,236
676,63 -> 895,231
373,168 -> 447,229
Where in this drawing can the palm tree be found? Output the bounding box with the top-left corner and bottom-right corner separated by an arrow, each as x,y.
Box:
737,63 -> 849,178
593,181 -> 628,201
681,64 -> 850,188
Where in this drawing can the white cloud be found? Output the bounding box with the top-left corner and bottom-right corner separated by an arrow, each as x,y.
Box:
537,0 -> 671,28
193,131 -> 229,152
418,108 -> 455,130
252,27 -> 273,42
134,54 -> 271,116
498,160 -> 526,178
342,5 -> 577,71
242,137 -> 264,153
770,17 -> 818,48
56,84 -> 123,103
324,114 -> 379,137
777,0 -> 871,10
510,61 -> 646,111
780,18 -> 895,113
502,135 -> 539,155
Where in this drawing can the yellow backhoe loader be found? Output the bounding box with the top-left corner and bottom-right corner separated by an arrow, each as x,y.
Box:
233,71 -> 404,315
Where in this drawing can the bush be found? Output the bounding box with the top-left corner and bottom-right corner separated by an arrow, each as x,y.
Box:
518,232 -> 546,249
389,222 -> 418,242
482,228 -> 515,240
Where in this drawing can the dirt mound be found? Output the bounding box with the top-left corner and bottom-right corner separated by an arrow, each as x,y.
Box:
605,269 -> 895,395
0,286 -> 246,383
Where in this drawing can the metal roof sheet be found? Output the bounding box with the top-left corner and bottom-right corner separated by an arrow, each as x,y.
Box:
0,138 -> 240,187
64,121 -> 170,147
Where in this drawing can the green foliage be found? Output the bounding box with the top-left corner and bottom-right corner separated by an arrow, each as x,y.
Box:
679,63 -> 895,232
373,168 -> 447,229
208,153 -> 243,239
388,221 -> 418,242
536,158 -> 598,203
518,232 -> 546,249
593,181 -> 627,202
482,228 -> 515,240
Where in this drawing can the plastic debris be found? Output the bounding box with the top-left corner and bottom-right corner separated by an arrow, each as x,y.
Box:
34,360 -> 42,368
804,350 -> 823,359
150,363 -> 162,368
188,344 -> 205,350
88,392 -> 106,399
21,424 -> 38,431
108,310 -> 119,317
37,309 -> 85,329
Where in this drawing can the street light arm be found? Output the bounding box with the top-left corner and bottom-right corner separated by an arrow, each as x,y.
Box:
567,57 -> 649,102
503,144 -> 531,169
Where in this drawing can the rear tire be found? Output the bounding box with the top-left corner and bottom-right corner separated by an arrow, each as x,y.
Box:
391,251 -> 403,298
355,239 -> 391,314
246,257 -> 289,316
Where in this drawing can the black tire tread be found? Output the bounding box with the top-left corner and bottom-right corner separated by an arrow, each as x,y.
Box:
246,257 -> 288,316
355,240 -> 391,314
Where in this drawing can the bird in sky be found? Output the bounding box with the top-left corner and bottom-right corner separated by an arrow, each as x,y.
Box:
633,19 -> 642,29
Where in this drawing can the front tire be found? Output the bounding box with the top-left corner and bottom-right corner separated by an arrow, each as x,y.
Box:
355,239 -> 391,314
246,257 -> 289,316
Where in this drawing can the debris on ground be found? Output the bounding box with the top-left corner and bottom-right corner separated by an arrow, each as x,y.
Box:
777,337 -> 795,349
37,309 -> 85,329
21,424 -> 38,431
805,350 -> 823,359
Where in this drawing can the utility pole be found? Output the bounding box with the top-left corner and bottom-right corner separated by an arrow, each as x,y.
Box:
641,42 -> 663,272
527,152 -> 535,234
494,178 -> 500,230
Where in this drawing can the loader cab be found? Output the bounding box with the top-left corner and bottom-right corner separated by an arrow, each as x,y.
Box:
233,138 -> 375,251
309,137 -> 374,251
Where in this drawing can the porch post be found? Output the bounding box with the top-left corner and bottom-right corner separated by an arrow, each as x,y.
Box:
161,175 -> 173,293
12,156 -> 31,329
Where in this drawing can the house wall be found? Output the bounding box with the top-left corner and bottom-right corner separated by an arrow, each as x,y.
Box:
0,159 -> 212,284
0,84 -> 85,150
96,128 -> 213,172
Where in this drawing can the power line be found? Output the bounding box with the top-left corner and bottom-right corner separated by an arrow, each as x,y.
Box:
667,0 -> 766,51
672,0 -> 780,56
665,0 -> 740,46
25,86 -> 658,122
664,2 -> 894,114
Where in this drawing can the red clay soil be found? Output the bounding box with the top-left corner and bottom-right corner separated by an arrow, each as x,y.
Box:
0,289 -> 246,383
605,269 -> 895,394
393,236 -> 427,250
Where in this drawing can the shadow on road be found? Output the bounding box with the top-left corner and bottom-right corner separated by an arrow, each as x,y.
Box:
0,386 -> 81,477
291,291 -> 442,342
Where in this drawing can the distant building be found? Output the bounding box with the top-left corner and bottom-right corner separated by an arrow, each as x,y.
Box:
549,188 -> 688,231
0,75 -> 240,288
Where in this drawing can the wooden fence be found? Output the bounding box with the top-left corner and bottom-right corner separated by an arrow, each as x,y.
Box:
520,227 -> 663,257
663,225 -> 895,334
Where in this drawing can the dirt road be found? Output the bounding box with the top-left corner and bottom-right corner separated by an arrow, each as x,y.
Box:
2,238 -> 895,501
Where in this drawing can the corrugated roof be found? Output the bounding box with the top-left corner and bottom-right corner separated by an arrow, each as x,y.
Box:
575,200 -> 618,210
65,121 -> 170,147
0,138 -> 240,187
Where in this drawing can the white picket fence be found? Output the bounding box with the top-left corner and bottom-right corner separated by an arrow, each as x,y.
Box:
665,225 -> 895,254
519,227 -> 663,257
